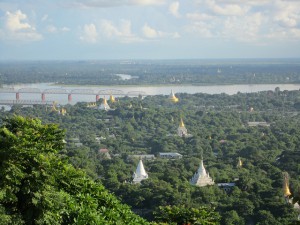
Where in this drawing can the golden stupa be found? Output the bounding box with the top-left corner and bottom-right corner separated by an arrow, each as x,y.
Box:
169,90 -> 179,103
110,94 -> 116,103
283,172 -> 292,197
237,157 -> 243,168
283,182 -> 291,197
103,97 -> 107,105
61,108 -> 67,116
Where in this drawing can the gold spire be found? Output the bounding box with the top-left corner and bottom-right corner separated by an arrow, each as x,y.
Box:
283,182 -> 291,197
179,118 -> 185,127
283,172 -> 292,197
237,157 -> 243,168
169,90 -> 179,103
103,97 -> 107,105
110,94 -> 116,103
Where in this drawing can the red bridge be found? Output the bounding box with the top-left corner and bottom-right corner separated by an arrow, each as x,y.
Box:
0,88 -> 148,102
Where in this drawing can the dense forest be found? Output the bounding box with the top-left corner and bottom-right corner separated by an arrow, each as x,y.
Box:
1,88 -> 300,224
1,60 -> 300,86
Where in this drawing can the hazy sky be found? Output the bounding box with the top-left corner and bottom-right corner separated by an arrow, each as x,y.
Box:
0,0 -> 300,60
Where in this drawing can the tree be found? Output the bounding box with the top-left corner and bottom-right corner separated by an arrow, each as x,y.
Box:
0,116 -> 148,225
153,205 -> 220,225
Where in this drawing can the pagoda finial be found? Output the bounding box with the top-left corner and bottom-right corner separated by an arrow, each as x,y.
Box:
237,157 -> 243,168
283,172 -> 292,198
179,118 -> 185,127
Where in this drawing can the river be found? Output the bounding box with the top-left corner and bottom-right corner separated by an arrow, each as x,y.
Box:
1,83 -> 300,105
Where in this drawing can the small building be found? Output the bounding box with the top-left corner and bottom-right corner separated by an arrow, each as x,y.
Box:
217,183 -> 236,193
159,152 -> 183,159
132,159 -> 149,184
247,121 -> 270,127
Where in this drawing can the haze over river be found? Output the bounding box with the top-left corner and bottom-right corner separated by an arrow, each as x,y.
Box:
1,83 -> 300,105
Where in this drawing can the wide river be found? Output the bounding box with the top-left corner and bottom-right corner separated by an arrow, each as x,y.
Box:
1,83 -> 300,105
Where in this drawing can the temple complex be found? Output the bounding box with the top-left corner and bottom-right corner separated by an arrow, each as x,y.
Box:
132,159 -> 149,184
169,90 -> 179,103
190,159 -> 214,187
98,97 -> 110,110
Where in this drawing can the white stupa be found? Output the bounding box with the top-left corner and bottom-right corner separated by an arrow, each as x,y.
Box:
190,159 -> 214,187
132,159 -> 149,184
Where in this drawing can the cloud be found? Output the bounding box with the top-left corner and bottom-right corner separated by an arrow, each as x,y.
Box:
100,19 -> 142,43
61,27 -> 71,32
46,25 -> 57,33
273,0 -> 299,28
169,2 -> 180,18
142,24 -> 159,38
70,0 -> 165,8
80,23 -> 98,43
222,12 -> 263,41
1,10 -> 42,41
6,10 -> 31,31
186,13 -> 213,21
131,0 -> 165,6
205,0 -> 249,16
142,23 -> 180,39
46,25 -> 71,33
41,14 -> 48,22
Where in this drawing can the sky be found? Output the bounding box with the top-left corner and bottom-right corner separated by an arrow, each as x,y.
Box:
0,0 -> 300,60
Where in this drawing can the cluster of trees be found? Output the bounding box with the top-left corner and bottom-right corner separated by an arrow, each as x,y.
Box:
1,88 -> 300,224
1,59 -> 300,86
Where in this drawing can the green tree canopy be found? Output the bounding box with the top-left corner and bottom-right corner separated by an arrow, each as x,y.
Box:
0,116 -> 148,225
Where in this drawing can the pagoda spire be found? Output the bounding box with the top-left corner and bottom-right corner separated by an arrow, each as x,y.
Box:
283,172 -> 292,198
132,159 -> 149,184
237,157 -> 243,168
179,118 -> 185,127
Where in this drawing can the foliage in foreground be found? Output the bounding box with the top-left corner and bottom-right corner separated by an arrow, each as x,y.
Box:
154,205 -> 220,225
0,116 -> 148,225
